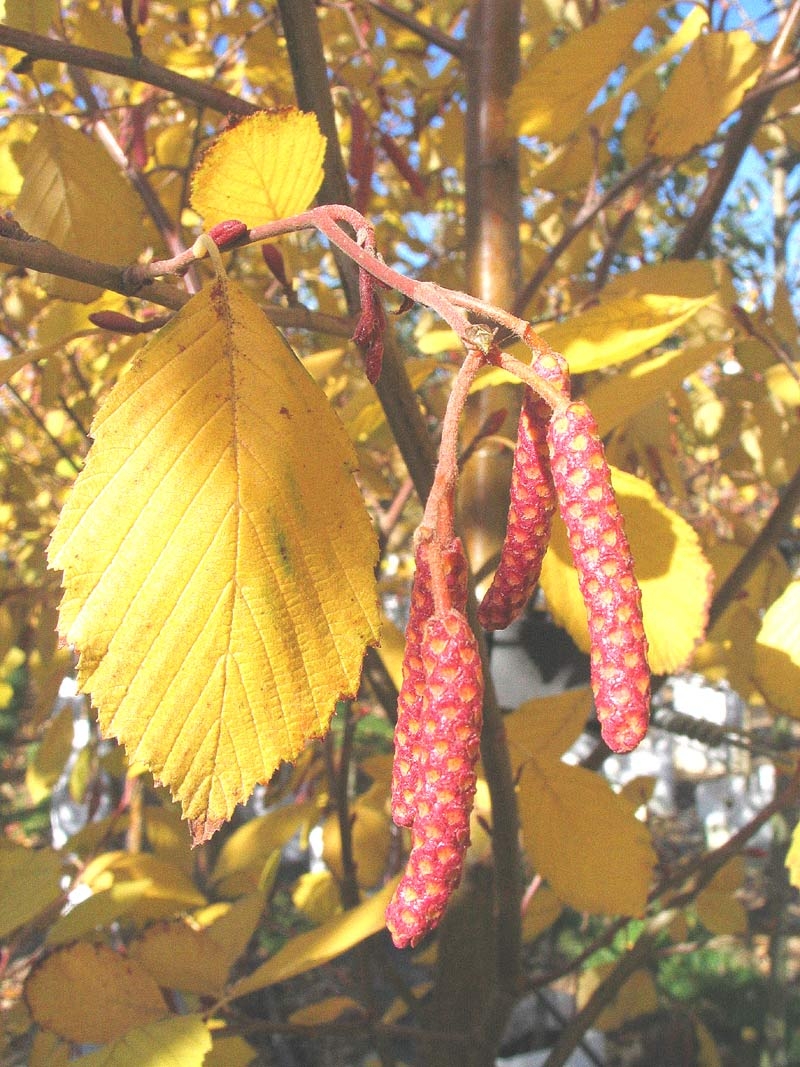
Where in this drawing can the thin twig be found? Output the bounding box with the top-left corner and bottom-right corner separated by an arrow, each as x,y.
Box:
364,0 -> 464,57
0,24 -> 257,116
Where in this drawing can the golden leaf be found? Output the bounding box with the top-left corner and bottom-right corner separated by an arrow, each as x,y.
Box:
539,293 -> 712,375
509,0 -> 662,140
323,799 -> 392,889
45,881 -> 152,946
521,885 -> 563,943
229,877 -> 400,998
0,843 -> 62,940
585,341 -> 723,437
204,1034 -> 258,1067
0,0 -> 57,33
786,820 -> 800,891
540,468 -> 713,675
518,760 -> 655,916
66,1015 -> 212,1067
289,997 -> 364,1026
649,32 -> 763,157
26,704 -> 75,804
754,580 -> 800,717
695,857 -> 747,936
210,801 -> 319,895
577,966 -> 659,1031
129,893 -> 263,996
49,278 -> 379,839
191,109 -> 326,227
291,870 -> 342,925
78,851 -> 206,923
505,693 -> 655,915
26,943 -> 168,1044
503,688 -> 593,773
13,117 -> 147,302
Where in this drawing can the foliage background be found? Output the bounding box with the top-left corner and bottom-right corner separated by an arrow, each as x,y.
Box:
1,1 -> 800,1065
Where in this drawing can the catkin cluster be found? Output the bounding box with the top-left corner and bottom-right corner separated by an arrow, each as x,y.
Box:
480,394 -> 650,753
387,538 -> 484,948
388,372 -> 650,948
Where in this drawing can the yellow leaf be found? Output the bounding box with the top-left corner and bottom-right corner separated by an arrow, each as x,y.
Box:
191,109 -> 326,228
695,1017 -> 723,1067
204,1033 -> 258,1067
521,885 -> 563,943
765,361 -> 800,408
754,580 -> 800,717
68,1015 -> 212,1067
229,876 -> 400,998
0,843 -> 62,939
577,965 -> 659,1030
540,468 -> 713,675
45,881 -> 153,946
539,294 -> 712,374
0,0 -> 57,33
586,341 -> 722,437
26,943 -> 168,1044
518,760 -> 655,915
343,359 -> 438,442
375,613 -> 405,690
649,32 -> 763,157
292,869 -> 342,924
323,800 -> 392,889
619,776 -> 657,814
509,0 -> 662,139
503,688 -> 593,773
289,996 -> 364,1025
129,892 -> 263,995
13,117 -> 146,302
695,856 -> 747,936
78,851 -> 206,923
786,820 -> 800,891
49,279 -> 379,838
210,801 -> 319,895
26,704 -> 74,804
29,1029 -> 69,1067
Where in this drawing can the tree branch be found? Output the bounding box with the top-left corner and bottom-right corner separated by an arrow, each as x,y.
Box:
707,459 -> 800,630
0,25 -> 257,116
365,0 -> 464,58
674,0 -> 800,260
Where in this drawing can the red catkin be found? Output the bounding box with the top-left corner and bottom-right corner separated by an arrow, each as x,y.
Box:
547,401 -> 650,753
478,350 -> 568,631
391,536 -> 468,827
387,609 -> 484,949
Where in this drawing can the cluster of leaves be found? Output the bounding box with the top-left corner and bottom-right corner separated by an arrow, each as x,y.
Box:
1,1 -> 800,1066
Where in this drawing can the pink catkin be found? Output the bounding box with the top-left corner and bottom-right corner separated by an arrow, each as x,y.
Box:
547,401 -> 651,753
390,537 -> 468,827
386,609 -> 484,949
479,349 -> 568,631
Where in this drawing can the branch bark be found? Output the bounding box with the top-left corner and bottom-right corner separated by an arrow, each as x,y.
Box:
674,0 -> 800,260
0,24 -> 256,115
